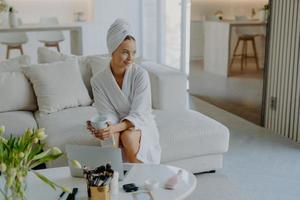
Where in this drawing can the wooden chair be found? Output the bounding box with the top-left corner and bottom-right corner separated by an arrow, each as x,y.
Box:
0,33 -> 28,59
230,16 -> 260,72
37,17 -> 65,52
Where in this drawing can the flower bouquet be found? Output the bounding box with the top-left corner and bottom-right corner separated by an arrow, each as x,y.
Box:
0,126 -> 70,200
259,4 -> 269,21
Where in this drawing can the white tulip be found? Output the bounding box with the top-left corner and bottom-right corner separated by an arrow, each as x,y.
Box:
19,152 -> 25,158
37,129 -> 47,140
0,163 -> 7,172
25,128 -> 33,137
51,147 -> 62,155
71,160 -> 82,169
0,137 -> 7,144
33,137 -> 39,144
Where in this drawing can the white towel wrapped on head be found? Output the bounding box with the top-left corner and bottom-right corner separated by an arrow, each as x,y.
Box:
106,18 -> 135,54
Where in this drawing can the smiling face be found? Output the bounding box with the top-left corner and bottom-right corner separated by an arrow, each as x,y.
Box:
111,37 -> 136,70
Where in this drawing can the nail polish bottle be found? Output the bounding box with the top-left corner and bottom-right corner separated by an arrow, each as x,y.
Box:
164,170 -> 182,190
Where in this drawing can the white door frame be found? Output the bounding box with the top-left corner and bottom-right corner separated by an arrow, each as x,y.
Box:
153,0 -> 190,73
139,0 -> 144,58
180,0 -> 191,74
157,0 -> 166,64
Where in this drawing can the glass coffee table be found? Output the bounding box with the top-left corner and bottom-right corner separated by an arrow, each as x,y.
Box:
26,164 -> 197,200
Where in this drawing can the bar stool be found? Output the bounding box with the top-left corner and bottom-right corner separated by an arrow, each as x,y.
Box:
230,16 -> 259,72
0,19 -> 28,59
37,17 -> 65,52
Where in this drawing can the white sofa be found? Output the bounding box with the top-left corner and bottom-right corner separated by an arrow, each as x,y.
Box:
0,49 -> 229,174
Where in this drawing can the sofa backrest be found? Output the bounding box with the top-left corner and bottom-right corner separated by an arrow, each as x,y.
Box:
140,61 -> 188,110
37,48 -> 188,111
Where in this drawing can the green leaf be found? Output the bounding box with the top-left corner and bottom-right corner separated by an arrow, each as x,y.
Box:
29,153 -> 62,169
32,171 -> 56,190
32,149 -> 51,161
28,144 -> 45,160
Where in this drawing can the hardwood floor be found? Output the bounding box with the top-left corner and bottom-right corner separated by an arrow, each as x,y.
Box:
189,59 -> 264,125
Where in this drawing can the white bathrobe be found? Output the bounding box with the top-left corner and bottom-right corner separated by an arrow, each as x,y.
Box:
91,63 -> 161,164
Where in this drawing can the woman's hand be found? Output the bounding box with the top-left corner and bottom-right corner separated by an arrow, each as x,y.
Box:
86,121 -> 115,140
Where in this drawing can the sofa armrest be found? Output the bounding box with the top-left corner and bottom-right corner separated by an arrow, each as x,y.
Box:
140,61 -> 187,110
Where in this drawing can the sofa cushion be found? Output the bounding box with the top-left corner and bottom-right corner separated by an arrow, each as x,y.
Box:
37,47 -> 97,97
34,106 -> 99,166
0,55 -> 37,112
0,111 -> 37,137
0,55 -> 30,72
34,106 -> 99,148
153,109 -> 230,162
23,60 -> 92,114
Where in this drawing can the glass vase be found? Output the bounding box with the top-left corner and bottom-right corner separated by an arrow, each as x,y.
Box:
1,175 -> 27,200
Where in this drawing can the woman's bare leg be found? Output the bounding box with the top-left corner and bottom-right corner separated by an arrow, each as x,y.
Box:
120,129 -> 142,163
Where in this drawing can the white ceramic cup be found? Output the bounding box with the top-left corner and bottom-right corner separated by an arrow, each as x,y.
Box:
90,115 -> 108,129
89,115 -> 116,147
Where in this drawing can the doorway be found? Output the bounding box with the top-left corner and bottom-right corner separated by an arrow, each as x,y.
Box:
188,0 -> 268,125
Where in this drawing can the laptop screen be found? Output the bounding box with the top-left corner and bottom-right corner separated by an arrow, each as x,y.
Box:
65,144 -> 124,180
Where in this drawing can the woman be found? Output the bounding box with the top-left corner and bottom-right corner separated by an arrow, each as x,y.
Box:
87,19 -> 161,164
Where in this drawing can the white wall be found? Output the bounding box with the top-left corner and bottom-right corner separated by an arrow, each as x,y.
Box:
9,0 -> 93,23
0,0 -> 141,62
190,20 -> 203,60
191,0 -> 268,21
0,0 -> 187,70
85,0 -> 141,56
142,0 -> 158,62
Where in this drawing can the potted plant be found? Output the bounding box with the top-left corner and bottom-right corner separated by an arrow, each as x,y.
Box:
0,126 -> 70,200
214,10 -> 224,21
259,4 -> 269,21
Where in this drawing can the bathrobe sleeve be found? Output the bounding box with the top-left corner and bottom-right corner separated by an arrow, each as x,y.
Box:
122,70 -> 152,130
91,77 -> 119,125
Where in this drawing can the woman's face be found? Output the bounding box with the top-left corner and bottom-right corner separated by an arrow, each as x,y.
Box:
111,39 -> 136,69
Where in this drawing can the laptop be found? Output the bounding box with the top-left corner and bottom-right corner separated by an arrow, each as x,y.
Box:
65,144 -> 125,180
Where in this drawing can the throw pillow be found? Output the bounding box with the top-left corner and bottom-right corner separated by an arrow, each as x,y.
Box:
0,55 -> 37,112
88,55 -> 110,76
23,60 -> 92,114
37,47 -> 93,97
0,72 -> 37,112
